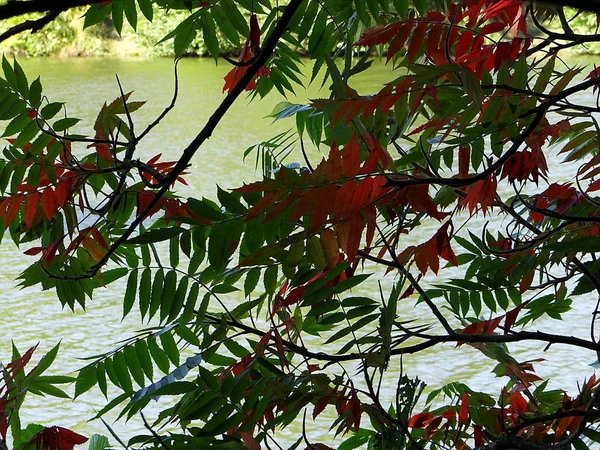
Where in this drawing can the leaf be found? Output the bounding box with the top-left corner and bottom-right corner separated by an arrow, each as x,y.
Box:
33,426 -> 88,450
343,135 -> 361,178
88,434 -> 110,450
123,269 -> 138,318
24,191 -> 40,230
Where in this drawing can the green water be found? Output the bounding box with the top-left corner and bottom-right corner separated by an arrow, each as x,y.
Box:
0,56 -> 596,447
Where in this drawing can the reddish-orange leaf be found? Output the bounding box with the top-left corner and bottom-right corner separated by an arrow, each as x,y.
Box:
247,191 -> 282,221
34,426 -> 88,450
351,177 -> 373,211
4,195 -> 23,229
334,181 -> 357,219
6,345 -> 37,376
345,213 -> 366,261
90,226 -> 109,250
264,188 -> 303,222
408,412 -> 435,428
311,184 -> 338,231
290,188 -> 318,222
343,135 -> 360,178
326,143 -> 343,182
24,191 -> 40,231
461,174 -> 497,215
455,31 -> 473,59
407,22 -> 427,62
320,228 -> 339,267
509,392 -> 529,414
41,187 -> 56,220
458,392 -> 469,423
313,395 -> 330,420
82,236 -> 106,262
458,147 -> 470,178
239,432 -> 261,450
365,205 -> 377,248
24,247 -> 44,256
249,14 -> 260,49
54,179 -> 72,208
354,22 -> 403,47
503,300 -> 530,334
336,387 -> 348,415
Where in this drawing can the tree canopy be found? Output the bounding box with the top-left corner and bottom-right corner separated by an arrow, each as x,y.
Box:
3,0 -> 600,449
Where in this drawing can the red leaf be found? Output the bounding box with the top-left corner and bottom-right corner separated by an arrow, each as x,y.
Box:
54,179 -> 72,208
90,226 -> 109,250
343,135 -> 360,178
24,191 -> 40,230
407,22 -> 427,62
249,14 -> 260,49
24,247 -> 44,256
34,426 -> 88,450
6,345 -> 37,376
247,191 -> 283,221
408,412 -> 435,428
4,195 -> 23,229
458,147 -> 470,178
313,395 -> 330,420
223,41 -> 270,94
239,432 -> 261,450
455,31 -> 473,59
41,187 -> 57,220
388,22 -> 415,62
503,300 -> 530,334
311,185 -> 337,231
458,392 -> 469,423
333,181 -> 357,219
473,425 -> 484,447
354,22 -> 403,47
460,174 -> 497,215
325,143 -> 343,182
336,386 -> 348,415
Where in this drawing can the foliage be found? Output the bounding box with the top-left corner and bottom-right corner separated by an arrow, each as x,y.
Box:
4,0 -> 600,450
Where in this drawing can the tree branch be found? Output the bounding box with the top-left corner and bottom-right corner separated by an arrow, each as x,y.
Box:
0,10 -> 60,43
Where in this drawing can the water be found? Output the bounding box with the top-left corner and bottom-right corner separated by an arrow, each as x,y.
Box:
0,56 -> 598,447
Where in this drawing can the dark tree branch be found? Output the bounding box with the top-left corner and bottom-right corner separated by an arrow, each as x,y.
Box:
0,10 -> 60,43
0,0 -> 99,20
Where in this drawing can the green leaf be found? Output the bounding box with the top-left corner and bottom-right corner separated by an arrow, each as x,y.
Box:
160,330 -> 180,366
135,340 -> 153,381
217,186 -> 247,215
75,365 -> 97,398
29,77 -> 42,108
113,351 -> 134,393
126,227 -> 184,245
88,434 -> 110,450
149,268 -> 165,320
187,197 -> 226,221
160,270 -> 177,323
200,13 -> 219,60
52,117 -> 80,132
125,345 -> 145,388
112,0 -> 124,34
123,269 -> 138,319
137,0 -> 153,21
148,337 -> 170,374
139,268 -> 151,319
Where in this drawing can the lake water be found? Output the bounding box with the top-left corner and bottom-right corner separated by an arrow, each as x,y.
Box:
1,56 -> 599,447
